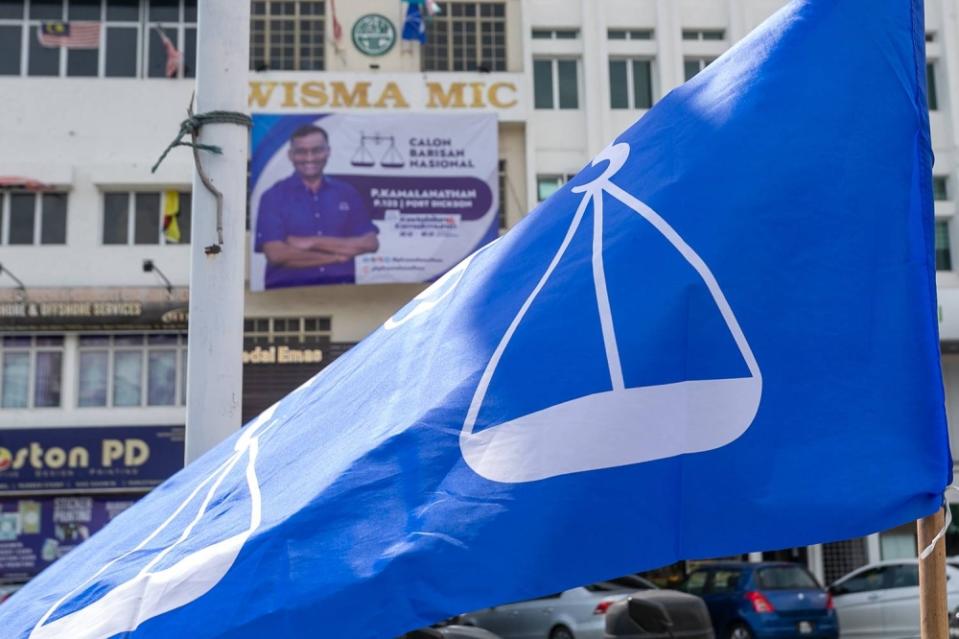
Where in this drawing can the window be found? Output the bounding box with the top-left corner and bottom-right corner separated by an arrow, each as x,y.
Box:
534,58 -> 579,109
684,57 -> 716,81
0,0 -> 197,78
1,335 -> 63,408
77,333 -> 187,407
250,0 -> 324,71
536,174 -> 574,202
934,176 -> 949,201
0,192 -> 67,245
423,2 -> 506,72
682,571 -> 709,595
756,566 -> 819,590
102,191 -> 191,245
928,63 -> 939,111
609,58 -> 653,109
608,29 -> 653,40
710,570 -> 741,593
682,29 -> 725,41
888,564 -> 919,589
531,29 -> 577,40
243,316 -> 332,348
834,567 -> 887,595
936,219 -> 952,271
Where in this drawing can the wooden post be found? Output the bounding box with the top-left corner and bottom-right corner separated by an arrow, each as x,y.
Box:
918,507 -> 949,639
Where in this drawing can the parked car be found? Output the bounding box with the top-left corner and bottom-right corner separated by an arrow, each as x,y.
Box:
405,625 -> 503,639
459,576 -> 658,639
605,590 -> 716,638
679,562 -> 838,639
0,583 -> 22,605
830,559 -> 959,638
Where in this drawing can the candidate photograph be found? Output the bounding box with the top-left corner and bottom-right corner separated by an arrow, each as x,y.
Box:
254,124 -> 379,288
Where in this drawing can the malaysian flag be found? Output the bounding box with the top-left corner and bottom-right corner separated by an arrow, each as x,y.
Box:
37,22 -> 100,49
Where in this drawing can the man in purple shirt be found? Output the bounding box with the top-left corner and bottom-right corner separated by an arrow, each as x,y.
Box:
255,125 -> 379,288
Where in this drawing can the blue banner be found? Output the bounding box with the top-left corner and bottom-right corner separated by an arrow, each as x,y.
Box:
0,1 -> 949,637
0,427 -> 184,494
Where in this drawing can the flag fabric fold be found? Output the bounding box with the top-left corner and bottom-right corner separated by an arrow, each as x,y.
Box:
1,1 -> 949,638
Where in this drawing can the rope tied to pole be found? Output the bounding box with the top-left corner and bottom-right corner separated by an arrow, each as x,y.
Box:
919,484 -> 959,560
152,102 -> 252,254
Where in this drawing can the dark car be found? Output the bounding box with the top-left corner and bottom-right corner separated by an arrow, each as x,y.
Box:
605,590 -> 715,638
679,562 -> 838,639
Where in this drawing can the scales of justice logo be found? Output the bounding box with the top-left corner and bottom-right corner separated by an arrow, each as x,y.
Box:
28,142 -> 761,638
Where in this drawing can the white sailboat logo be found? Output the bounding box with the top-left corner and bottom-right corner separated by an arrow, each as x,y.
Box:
28,406 -> 284,639
459,142 -> 763,483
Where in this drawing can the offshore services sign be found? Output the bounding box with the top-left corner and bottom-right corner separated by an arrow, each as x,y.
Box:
0,426 -> 185,495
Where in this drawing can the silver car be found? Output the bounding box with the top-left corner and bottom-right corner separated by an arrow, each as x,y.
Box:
830,559 -> 959,638
459,576 -> 657,639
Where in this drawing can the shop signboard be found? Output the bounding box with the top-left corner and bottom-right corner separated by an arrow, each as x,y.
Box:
0,426 -> 185,495
249,112 -> 499,289
0,496 -> 137,583
0,300 -> 188,331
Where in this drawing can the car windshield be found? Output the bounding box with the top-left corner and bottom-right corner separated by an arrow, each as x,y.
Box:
757,566 -> 819,590
585,576 -> 655,592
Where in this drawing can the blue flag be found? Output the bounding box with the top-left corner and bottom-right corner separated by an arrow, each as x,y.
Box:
1,0 -> 949,637
402,2 -> 426,43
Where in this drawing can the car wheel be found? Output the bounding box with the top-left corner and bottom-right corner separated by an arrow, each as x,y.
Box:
728,622 -> 754,639
549,625 -> 574,639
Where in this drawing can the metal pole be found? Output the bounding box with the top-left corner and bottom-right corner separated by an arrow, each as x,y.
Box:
184,0 -> 250,463
917,508 -> 949,639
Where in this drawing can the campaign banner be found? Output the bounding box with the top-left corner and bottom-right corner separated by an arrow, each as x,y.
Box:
250,113 -> 499,289
0,496 -> 138,583
0,426 -> 185,495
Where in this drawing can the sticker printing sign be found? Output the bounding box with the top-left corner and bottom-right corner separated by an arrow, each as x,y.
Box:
249,112 -> 499,290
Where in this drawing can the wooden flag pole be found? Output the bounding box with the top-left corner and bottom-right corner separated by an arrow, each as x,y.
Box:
918,507 -> 949,639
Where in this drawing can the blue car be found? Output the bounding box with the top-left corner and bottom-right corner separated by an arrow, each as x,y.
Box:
679,562 -> 838,639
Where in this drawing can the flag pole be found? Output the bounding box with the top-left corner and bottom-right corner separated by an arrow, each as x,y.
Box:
917,508 -> 949,639
183,0 -> 251,463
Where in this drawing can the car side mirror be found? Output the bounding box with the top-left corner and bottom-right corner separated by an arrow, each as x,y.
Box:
627,596 -> 674,635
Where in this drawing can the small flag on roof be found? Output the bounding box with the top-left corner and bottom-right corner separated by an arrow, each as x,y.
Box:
402,2 -> 427,43
37,21 -> 100,49
0,1 -> 949,638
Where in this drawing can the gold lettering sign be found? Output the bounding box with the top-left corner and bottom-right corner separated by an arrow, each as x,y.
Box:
242,346 -> 323,365
248,80 -> 518,111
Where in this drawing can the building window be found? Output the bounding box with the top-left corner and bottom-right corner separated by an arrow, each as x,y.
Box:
1,335 -> 63,408
934,176 -> 949,201
609,58 -> 653,109
243,317 -> 332,347
0,191 -> 67,245
928,63 -> 939,111
682,29 -> 725,41
102,191 -> 191,245
250,0 -> 324,71
531,29 -> 578,40
534,58 -> 579,109
77,333 -> 188,407
608,29 -> 653,40
684,57 -> 716,81
423,2 -> 506,72
536,174 -> 575,202
936,220 -> 952,271
0,0 -> 197,78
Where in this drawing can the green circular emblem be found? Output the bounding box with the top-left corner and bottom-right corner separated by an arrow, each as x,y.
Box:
352,14 -> 397,57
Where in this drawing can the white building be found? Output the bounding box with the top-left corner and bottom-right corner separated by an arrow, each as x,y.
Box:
0,0 -> 957,586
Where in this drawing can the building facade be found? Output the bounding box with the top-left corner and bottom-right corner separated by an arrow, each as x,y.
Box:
1,0 -> 958,586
